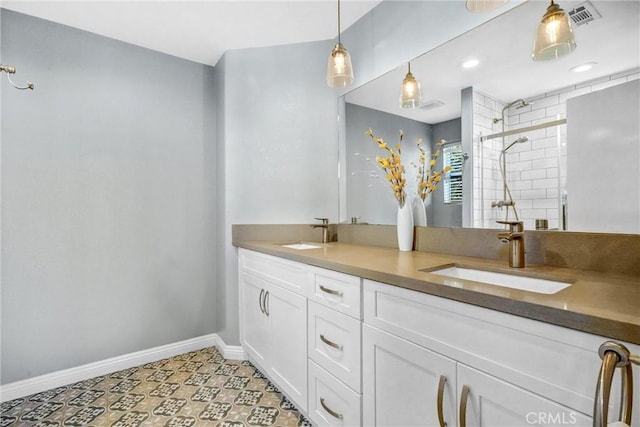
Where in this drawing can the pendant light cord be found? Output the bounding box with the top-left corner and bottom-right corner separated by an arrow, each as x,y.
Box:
337,0 -> 342,44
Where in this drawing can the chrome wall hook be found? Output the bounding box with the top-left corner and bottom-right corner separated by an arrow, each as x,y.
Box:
0,64 -> 35,90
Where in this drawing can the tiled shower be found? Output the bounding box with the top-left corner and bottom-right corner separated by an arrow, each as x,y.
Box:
472,67 -> 639,230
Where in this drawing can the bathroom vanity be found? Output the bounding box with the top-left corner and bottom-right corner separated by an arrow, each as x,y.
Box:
236,240 -> 639,426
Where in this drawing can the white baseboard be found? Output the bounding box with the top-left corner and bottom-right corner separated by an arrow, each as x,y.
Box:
212,335 -> 246,361
0,333 -> 247,403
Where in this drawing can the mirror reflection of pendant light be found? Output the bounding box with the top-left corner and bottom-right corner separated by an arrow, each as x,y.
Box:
532,0 -> 576,61
326,0 -> 354,88
465,0 -> 507,13
399,62 -> 422,109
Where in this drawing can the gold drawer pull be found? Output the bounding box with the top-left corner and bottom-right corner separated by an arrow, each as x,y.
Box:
319,285 -> 343,297
437,375 -> 448,427
459,384 -> 470,427
320,334 -> 343,351
320,397 -> 343,420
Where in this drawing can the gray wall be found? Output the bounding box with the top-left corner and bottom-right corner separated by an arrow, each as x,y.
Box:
345,103 -> 431,224
216,40 -> 339,345
1,0 -> 527,374
1,10 -> 217,384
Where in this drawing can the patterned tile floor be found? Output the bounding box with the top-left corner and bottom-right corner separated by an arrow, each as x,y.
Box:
1,346 -> 310,427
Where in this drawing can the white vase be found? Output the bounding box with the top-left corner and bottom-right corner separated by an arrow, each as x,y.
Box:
397,202 -> 414,251
412,196 -> 427,227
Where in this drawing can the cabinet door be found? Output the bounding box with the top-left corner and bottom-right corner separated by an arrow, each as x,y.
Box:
239,272 -> 270,368
268,283 -> 308,412
363,324 -> 457,427
457,364 -> 592,427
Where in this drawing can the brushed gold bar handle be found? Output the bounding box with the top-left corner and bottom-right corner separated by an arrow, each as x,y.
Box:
593,351 -> 629,427
320,334 -> 343,351
320,397 -> 343,420
319,285 -> 343,297
459,385 -> 470,427
437,375 -> 448,427
594,341 -> 639,427
259,289 -> 265,314
619,364 -> 633,425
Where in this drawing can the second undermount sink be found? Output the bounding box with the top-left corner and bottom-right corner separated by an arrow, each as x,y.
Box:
281,243 -> 322,250
426,265 -> 571,294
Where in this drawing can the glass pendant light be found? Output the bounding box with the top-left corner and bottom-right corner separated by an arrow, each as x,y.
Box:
326,0 -> 354,88
399,63 -> 422,109
532,0 -> 576,61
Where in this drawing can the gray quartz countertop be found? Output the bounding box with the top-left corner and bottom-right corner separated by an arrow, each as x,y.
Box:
234,240 -> 640,344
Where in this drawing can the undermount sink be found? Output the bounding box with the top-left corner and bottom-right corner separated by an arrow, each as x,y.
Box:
281,243 -> 322,250
426,265 -> 571,295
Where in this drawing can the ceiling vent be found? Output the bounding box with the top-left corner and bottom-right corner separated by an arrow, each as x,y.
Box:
568,1 -> 602,27
419,100 -> 445,110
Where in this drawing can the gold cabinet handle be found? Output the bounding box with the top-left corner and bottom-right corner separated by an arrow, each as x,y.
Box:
320,397 -> 343,420
320,334 -> 343,351
264,291 -> 269,317
437,375 -> 448,427
459,385 -> 470,427
259,289 -> 265,314
319,285 -> 343,297
594,341 -> 636,427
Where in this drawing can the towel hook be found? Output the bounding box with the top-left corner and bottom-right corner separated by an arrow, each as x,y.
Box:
0,64 -> 35,90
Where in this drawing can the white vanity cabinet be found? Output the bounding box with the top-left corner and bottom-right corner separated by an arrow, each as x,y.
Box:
238,249 -> 638,426
363,323 -> 592,427
362,279 -> 637,427
238,249 -> 310,412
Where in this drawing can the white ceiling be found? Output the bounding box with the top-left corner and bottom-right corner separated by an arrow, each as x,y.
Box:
0,0 -> 382,66
345,0 -> 640,124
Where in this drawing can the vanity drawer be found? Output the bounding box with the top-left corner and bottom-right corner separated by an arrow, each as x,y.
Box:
311,267 -> 361,318
308,360 -> 362,427
308,301 -> 362,392
238,249 -> 311,296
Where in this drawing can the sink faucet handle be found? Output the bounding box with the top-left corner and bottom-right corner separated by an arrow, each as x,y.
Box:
314,217 -> 329,225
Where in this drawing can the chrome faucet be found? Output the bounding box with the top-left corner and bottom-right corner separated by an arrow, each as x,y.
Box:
312,218 -> 330,243
497,220 -> 525,268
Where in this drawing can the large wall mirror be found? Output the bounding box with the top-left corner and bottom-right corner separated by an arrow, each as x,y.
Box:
339,0 -> 639,234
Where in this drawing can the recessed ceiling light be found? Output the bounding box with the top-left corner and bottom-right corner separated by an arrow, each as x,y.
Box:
462,59 -> 480,69
570,62 -> 597,73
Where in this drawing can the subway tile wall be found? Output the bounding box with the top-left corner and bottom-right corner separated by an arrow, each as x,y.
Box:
472,67 -> 639,230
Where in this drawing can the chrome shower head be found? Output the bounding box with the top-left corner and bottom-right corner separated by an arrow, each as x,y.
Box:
502,136 -> 528,153
515,99 -> 533,109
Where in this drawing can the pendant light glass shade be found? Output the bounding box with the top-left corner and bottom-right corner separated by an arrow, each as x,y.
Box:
532,0 -> 576,61
399,63 -> 422,109
327,42 -> 354,88
465,0 -> 507,13
326,0 -> 353,88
